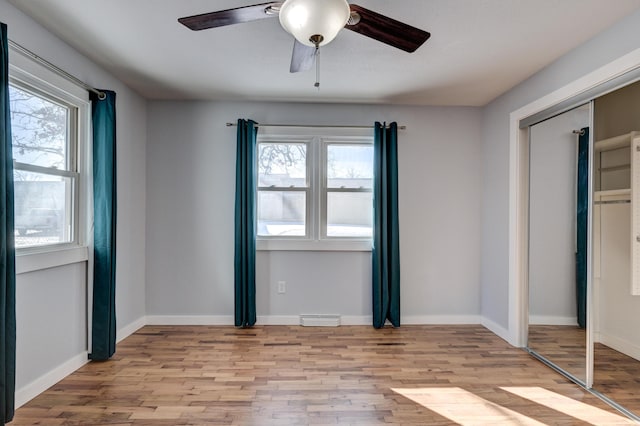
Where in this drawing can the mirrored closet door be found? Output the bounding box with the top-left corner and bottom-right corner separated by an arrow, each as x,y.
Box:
525,78 -> 640,421
527,104 -> 592,385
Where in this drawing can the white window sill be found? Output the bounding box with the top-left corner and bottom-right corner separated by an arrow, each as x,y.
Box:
16,245 -> 89,275
257,239 -> 372,252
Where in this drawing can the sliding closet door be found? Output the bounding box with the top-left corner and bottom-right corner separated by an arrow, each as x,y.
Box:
591,82 -> 640,419
527,103 -> 592,385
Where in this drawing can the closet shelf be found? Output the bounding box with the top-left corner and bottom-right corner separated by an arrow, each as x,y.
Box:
595,131 -> 640,152
595,188 -> 631,197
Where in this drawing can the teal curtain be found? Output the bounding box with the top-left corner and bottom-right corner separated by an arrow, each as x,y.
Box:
90,90 -> 117,360
234,119 -> 257,327
576,127 -> 589,329
0,22 -> 16,424
372,122 -> 400,328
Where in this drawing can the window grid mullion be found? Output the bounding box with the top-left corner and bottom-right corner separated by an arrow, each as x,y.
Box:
309,136 -> 320,240
319,137 -> 328,240
257,186 -> 308,192
14,161 -> 78,178
325,188 -> 373,193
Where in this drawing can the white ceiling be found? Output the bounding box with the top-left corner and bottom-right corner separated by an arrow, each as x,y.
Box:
8,0 -> 640,106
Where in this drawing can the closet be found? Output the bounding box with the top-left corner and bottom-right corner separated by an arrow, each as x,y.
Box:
593,131 -> 640,364
525,78 -> 640,420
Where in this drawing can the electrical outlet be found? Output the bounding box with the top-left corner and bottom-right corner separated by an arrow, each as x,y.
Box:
277,281 -> 286,294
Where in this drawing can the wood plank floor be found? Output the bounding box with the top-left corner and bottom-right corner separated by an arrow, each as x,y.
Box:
528,325 -> 587,382
11,325 -> 637,425
530,324 -> 640,416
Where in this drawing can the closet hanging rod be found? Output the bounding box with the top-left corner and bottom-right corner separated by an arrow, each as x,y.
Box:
8,39 -> 106,100
226,122 -> 406,130
594,199 -> 631,205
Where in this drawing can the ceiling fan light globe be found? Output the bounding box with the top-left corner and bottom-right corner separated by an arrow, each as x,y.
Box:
279,0 -> 350,47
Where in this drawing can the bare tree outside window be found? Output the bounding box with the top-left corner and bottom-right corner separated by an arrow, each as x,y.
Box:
258,143 -> 306,182
10,85 -> 67,169
10,84 -> 72,247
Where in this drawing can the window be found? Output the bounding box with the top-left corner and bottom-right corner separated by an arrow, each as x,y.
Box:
257,141 -> 308,237
257,135 -> 373,249
9,50 -> 89,254
324,143 -> 373,238
10,84 -> 77,249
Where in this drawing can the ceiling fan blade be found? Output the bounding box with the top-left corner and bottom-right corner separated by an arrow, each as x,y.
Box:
345,4 -> 431,53
290,40 -> 316,73
178,2 -> 282,31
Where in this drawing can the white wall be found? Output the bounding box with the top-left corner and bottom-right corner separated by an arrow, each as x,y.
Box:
15,264 -> 86,388
480,8 -> 640,332
146,101 -> 482,323
0,0 -> 147,405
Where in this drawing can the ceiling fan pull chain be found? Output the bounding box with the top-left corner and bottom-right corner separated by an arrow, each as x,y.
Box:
315,46 -> 320,89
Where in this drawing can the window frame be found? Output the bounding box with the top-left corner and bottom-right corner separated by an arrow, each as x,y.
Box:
10,81 -> 80,249
257,137 -> 312,239
321,138 -> 374,240
9,45 -> 91,272
256,132 -> 373,252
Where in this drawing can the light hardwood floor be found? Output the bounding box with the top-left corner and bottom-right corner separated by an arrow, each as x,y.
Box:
529,324 -> 640,417
11,325 -> 637,425
528,325 -> 587,382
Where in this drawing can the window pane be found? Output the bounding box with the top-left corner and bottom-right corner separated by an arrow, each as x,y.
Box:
258,191 -> 306,236
327,192 -> 372,237
14,170 -> 73,248
258,143 -> 306,187
9,85 -> 69,169
327,144 -> 373,189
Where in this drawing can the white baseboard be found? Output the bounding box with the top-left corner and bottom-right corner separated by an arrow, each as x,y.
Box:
15,351 -> 89,409
597,332 -> 640,362
146,315 -> 234,325
260,315 -> 370,326
257,315 -> 299,325
265,315 -> 372,325
145,315 -> 386,327
481,316 -> 512,345
529,315 -> 578,326
117,316 -> 146,343
340,315 -> 372,325
402,315 -> 482,325
145,315 -> 372,326
143,315 -> 484,327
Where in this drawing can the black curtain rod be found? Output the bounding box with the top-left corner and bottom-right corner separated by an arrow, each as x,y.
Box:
226,122 -> 406,130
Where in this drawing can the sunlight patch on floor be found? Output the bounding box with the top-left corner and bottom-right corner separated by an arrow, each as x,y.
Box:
391,387 -> 546,425
501,387 -> 635,425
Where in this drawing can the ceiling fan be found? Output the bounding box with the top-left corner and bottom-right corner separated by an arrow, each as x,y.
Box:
178,0 -> 431,80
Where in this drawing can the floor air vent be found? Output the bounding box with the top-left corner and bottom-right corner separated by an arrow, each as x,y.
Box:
299,314 -> 341,327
